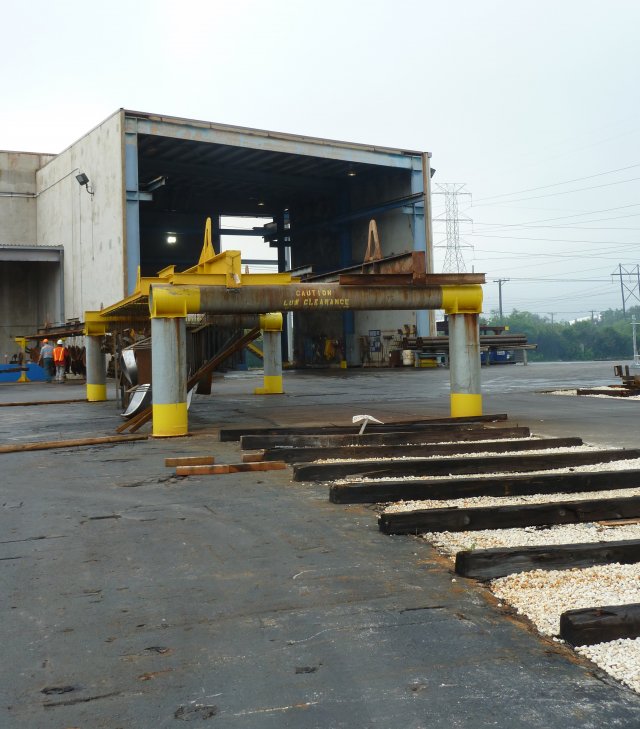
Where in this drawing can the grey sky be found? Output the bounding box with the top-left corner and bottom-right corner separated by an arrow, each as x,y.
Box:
4,0 -> 640,320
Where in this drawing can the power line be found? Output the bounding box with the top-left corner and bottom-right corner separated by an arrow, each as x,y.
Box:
469,233 -> 640,246
471,204 -> 640,227
470,222 -> 640,231
472,176 -> 640,207
474,162 -> 640,202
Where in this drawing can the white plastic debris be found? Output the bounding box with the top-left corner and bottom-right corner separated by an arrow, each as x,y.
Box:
352,414 -> 383,434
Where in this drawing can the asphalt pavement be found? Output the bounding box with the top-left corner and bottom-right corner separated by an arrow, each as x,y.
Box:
2,361 -> 640,728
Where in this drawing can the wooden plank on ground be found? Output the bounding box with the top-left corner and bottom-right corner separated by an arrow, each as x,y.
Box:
219,414 -> 509,441
239,423 -> 524,450
560,603 -> 640,646
165,456 -> 215,467
0,434 -> 147,454
0,398 -> 88,407
455,539 -> 640,580
330,469 -> 640,504
261,436 -> 581,464
598,518 -> 640,526
242,452 -> 267,462
296,447 -> 639,483
176,461 -> 287,476
378,495 -> 640,535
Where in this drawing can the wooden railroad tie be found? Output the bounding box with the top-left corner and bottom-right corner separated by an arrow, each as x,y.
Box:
560,603 -> 640,646
454,539 -> 640,581
330,469 -> 640,504
294,439 -> 597,482
219,414 -> 509,441
238,423 -> 524,451
0,398 -> 88,408
378,495 -> 640,535
254,432 -> 552,464
176,461 -> 287,476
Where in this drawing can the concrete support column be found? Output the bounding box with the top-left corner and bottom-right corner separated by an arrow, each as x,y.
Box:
151,316 -> 188,436
411,157 -> 433,337
255,313 -> 283,395
448,313 -> 482,417
125,131 -> 141,296
86,336 -> 107,401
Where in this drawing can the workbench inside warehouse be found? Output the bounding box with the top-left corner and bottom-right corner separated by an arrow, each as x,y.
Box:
2,361 -> 640,728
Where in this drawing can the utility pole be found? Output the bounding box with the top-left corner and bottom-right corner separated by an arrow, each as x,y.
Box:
612,264 -> 640,317
548,312 -> 556,325
493,278 -> 510,321
632,315 -> 640,368
433,183 -> 472,273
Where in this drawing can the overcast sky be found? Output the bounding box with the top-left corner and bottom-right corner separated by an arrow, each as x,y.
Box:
4,0 -> 640,321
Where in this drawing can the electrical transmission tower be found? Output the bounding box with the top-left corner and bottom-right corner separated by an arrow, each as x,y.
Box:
613,264 -> 640,317
433,183 -> 472,273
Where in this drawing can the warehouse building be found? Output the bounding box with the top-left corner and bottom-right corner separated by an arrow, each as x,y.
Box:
0,109 -> 434,364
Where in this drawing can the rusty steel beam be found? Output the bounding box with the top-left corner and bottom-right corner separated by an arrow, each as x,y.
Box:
304,251 -> 427,282
150,283 -> 447,316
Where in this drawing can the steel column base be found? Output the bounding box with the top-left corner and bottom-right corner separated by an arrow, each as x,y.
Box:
152,402 -> 188,437
450,393 -> 483,417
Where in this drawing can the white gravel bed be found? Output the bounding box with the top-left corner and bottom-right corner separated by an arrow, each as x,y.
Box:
546,387 -> 640,400
338,455 -> 640,485
420,522 -> 640,555
315,442 -> 598,464
383,485 -> 640,515
277,436 -> 540,451
576,638 -> 640,693
490,563 -> 640,637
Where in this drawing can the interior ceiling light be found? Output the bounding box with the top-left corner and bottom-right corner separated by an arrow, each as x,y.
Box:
347,167 -> 357,177
257,200 -> 265,207
166,234 -> 177,244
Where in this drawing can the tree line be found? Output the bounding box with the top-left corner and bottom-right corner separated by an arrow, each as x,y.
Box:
481,307 -> 640,361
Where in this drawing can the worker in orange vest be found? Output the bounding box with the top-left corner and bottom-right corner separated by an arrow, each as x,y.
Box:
53,340 -> 66,383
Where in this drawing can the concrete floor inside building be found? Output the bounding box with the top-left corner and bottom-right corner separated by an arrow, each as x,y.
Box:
2,361 -> 640,727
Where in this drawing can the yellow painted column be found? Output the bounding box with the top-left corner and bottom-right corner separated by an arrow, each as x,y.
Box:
255,312 -> 284,395
442,286 -> 483,418
14,338 -> 30,383
84,317 -> 107,402
151,316 -> 188,437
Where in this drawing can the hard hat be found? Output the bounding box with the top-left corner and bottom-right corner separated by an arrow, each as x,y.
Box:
42,339 -> 48,343
57,340 -> 63,345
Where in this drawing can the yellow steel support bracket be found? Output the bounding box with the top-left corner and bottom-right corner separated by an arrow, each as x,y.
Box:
255,375 -> 284,395
150,286 -> 201,318
84,311 -> 108,337
441,285 -> 483,315
259,312 -> 283,332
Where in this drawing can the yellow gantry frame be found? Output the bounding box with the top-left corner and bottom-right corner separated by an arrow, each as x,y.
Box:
86,218 -> 485,431
89,218 -> 298,324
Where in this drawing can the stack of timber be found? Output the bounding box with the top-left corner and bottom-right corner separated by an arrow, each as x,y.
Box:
401,333 -> 536,357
